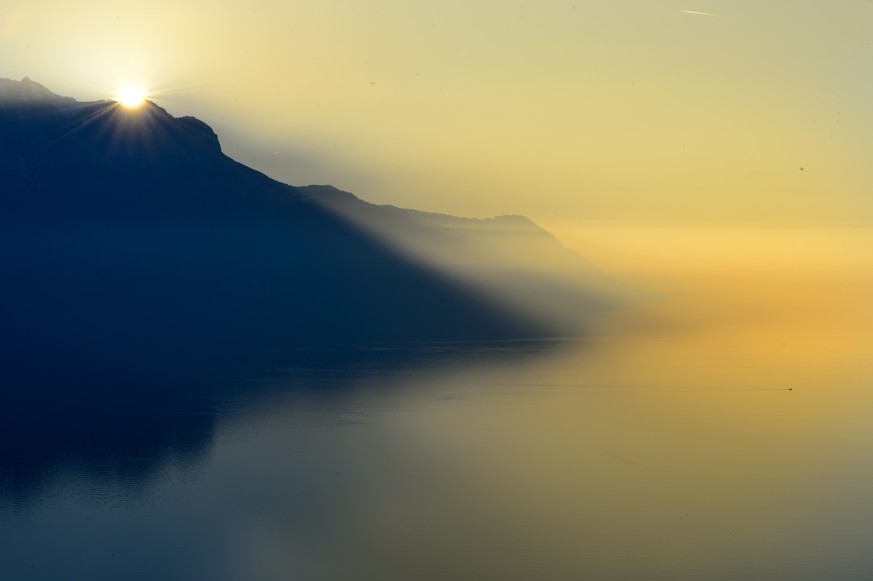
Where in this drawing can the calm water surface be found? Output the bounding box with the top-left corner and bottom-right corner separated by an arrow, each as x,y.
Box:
2,259 -> 872,581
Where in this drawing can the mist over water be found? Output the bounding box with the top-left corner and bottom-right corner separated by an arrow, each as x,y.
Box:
2,228 -> 872,580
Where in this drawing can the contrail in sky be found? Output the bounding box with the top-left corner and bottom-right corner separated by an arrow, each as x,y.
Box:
680,10 -> 720,16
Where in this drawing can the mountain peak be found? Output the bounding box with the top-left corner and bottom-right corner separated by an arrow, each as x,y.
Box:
0,77 -> 74,105
0,82 -> 233,191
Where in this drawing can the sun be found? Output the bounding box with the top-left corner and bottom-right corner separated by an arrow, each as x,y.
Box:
116,86 -> 147,108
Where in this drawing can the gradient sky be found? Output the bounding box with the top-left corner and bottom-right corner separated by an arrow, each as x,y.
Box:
2,0 -> 871,229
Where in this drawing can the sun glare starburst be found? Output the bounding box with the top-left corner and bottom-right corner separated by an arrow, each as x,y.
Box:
117,86 -> 147,108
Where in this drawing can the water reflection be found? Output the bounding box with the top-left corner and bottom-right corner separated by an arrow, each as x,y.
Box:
2,240 -> 873,580
0,340 -> 565,503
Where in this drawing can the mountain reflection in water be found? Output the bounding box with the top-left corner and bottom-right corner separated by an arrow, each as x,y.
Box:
0,340 -> 563,501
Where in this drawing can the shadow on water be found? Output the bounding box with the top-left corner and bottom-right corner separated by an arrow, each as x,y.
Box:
0,339 -> 568,504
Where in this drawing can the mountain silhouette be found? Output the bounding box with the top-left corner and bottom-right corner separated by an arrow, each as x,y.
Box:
0,77 -> 614,387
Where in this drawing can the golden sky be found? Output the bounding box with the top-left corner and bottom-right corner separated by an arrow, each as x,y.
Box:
1,0 -> 871,229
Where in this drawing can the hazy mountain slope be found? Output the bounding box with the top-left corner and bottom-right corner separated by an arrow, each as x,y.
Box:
308,185 -> 621,329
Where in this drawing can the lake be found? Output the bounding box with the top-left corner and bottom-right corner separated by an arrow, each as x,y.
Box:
2,228 -> 872,580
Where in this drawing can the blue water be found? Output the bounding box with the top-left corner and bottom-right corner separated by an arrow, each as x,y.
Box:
2,318 -> 873,580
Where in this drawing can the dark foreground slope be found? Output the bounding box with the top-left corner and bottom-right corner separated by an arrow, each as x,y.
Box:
0,78 -> 619,386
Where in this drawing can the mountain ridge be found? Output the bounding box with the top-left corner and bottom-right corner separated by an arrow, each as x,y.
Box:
0,77 -> 616,385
